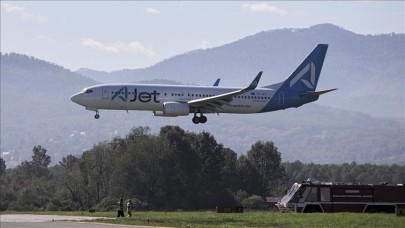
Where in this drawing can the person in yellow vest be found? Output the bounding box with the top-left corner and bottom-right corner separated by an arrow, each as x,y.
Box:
127,199 -> 133,217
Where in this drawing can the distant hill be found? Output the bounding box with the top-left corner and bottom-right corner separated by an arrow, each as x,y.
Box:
78,24 -> 405,119
1,24 -> 404,167
1,53 -> 111,166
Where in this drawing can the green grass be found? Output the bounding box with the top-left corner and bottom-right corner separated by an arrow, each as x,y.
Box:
2,211 -> 405,227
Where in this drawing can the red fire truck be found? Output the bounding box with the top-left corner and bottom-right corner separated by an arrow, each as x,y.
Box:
276,181 -> 405,213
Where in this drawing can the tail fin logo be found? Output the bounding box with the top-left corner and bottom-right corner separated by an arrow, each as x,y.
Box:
290,62 -> 316,89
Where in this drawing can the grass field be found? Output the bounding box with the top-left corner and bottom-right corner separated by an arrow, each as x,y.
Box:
2,210 -> 405,227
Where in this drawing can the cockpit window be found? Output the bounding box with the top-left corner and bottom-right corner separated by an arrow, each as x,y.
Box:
85,89 -> 93,93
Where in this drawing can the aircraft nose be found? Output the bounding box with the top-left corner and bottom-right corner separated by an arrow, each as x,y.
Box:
71,93 -> 82,105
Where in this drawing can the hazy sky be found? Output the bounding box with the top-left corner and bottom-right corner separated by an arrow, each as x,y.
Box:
1,1 -> 404,71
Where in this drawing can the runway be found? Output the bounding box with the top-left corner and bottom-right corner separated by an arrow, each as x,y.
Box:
0,214 -> 158,228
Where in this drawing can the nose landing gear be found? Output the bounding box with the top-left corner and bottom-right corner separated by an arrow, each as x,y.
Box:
85,107 -> 100,119
192,113 -> 207,124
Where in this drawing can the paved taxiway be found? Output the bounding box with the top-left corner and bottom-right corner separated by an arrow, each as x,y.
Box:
0,214 -> 157,228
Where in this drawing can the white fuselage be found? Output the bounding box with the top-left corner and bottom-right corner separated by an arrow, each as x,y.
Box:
72,84 -> 276,114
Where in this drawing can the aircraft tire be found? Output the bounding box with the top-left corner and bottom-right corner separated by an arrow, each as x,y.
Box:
192,116 -> 200,124
95,114 -> 100,119
200,116 -> 207,123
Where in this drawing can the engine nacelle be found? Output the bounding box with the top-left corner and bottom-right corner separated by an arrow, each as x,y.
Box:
154,102 -> 190,117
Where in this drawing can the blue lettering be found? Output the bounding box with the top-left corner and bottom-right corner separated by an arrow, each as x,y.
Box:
113,87 -> 160,103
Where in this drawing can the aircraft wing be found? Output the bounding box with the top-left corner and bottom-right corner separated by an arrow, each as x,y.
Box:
188,72 -> 262,112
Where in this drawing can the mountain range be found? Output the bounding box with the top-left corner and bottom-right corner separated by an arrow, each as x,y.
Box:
1,24 -> 404,167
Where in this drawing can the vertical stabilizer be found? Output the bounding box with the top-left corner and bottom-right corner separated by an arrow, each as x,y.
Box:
260,44 -> 329,113
285,44 -> 328,92
266,44 -> 328,93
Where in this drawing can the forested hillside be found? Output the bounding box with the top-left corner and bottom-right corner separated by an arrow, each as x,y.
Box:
78,24 -> 405,119
1,126 -> 403,211
1,53 -> 106,166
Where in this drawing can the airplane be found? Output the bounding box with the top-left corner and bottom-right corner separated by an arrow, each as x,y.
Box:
71,44 -> 336,124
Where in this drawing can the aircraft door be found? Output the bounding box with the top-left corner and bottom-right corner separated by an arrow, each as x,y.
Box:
102,87 -> 109,99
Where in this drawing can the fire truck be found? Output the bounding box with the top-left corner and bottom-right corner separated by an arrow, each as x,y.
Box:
276,181 -> 405,213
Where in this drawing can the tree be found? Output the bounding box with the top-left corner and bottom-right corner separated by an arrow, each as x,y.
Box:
188,131 -> 233,208
0,157 -> 11,210
0,157 -> 6,177
59,155 -> 79,171
244,141 -> 286,196
4,146 -> 53,211
159,126 -> 198,209
126,126 -> 151,144
221,148 -> 238,191
55,154 -> 84,210
236,155 -> 264,195
191,132 -> 224,191
31,145 -> 51,177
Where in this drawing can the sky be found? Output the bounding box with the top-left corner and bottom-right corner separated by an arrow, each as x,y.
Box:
1,1 -> 404,72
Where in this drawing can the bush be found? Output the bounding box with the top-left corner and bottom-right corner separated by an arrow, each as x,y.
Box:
235,190 -> 249,205
241,195 -> 267,210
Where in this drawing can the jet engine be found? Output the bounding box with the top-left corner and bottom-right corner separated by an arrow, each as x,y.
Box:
154,102 -> 189,117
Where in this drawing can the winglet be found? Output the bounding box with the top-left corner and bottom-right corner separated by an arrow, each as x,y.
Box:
245,71 -> 262,91
213,78 -> 220,86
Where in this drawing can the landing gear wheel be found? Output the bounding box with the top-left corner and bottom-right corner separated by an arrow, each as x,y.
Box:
192,112 -> 207,124
95,112 -> 100,119
192,116 -> 200,124
200,115 -> 207,123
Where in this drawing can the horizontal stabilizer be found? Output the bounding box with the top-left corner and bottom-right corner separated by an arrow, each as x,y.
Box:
300,88 -> 337,97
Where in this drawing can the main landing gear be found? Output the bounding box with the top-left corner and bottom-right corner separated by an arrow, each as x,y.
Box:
192,113 -> 207,124
94,111 -> 100,119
